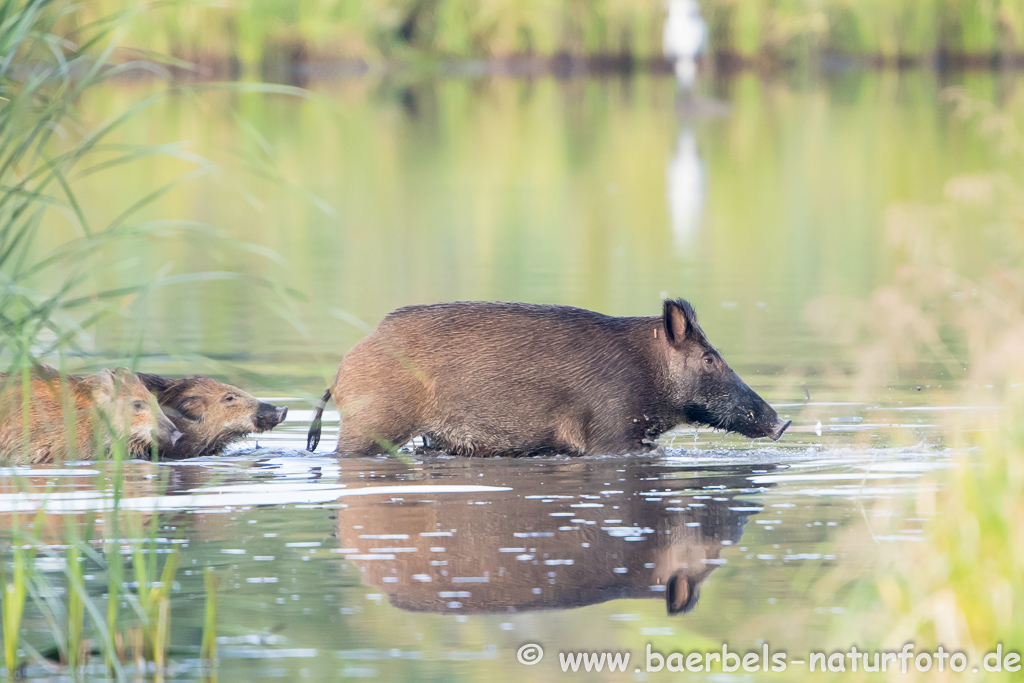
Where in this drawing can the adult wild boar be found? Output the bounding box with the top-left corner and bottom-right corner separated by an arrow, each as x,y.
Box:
138,374 -> 287,459
307,298 -> 790,456
0,367 -> 180,464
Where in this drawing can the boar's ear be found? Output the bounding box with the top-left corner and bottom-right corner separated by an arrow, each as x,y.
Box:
666,572 -> 701,614
662,298 -> 698,348
111,367 -> 137,388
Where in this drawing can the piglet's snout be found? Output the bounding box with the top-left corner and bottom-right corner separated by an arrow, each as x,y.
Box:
254,402 -> 288,431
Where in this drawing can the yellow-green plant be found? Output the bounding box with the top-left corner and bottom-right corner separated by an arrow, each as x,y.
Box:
200,566 -> 217,674
126,511 -> 180,669
65,543 -> 85,671
1,545 -> 32,679
0,507 -> 45,681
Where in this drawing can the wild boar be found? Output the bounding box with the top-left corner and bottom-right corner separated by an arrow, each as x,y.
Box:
307,298 -> 790,456
0,367 -> 180,464
137,373 -> 288,459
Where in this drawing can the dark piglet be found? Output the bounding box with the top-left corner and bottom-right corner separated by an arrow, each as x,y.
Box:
307,299 -> 789,457
138,374 -> 287,459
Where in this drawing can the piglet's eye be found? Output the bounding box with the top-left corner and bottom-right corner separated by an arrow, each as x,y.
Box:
224,395 -> 235,402
133,401 -> 145,411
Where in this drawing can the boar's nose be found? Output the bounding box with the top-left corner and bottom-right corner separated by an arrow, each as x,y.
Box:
770,418 -> 791,441
254,402 -> 287,430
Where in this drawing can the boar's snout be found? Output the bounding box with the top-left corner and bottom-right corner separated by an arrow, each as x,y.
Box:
715,380 -> 790,441
736,399 -> 789,441
770,418 -> 791,441
738,402 -> 789,441
157,415 -> 182,449
254,402 -> 287,431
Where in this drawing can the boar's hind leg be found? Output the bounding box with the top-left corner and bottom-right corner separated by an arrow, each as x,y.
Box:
334,397 -> 419,457
553,418 -> 589,456
336,428 -> 416,457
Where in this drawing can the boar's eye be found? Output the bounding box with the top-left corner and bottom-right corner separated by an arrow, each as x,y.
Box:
223,395 -> 235,403
702,355 -> 715,367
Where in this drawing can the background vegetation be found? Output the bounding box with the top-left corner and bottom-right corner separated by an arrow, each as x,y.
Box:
0,3 -> 223,677
809,88 -> 1024,680
68,0 -> 1024,74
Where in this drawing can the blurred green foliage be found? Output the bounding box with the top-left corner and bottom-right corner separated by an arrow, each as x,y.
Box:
810,86 -> 1024,680
66,0 -> 1024,70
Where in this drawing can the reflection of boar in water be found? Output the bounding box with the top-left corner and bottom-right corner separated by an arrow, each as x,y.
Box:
0,367 -> 180,464
308,299 -> 790,457
333,463 -> 759,615
137,374 -> 287,459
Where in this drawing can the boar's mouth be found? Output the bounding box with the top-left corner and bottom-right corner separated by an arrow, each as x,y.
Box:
768,418 -> 791,441
254,403 -> 288,432
684,405 -> 791,441
728,413 -> 790,441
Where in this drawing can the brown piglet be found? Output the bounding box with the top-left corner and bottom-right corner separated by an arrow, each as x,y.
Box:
137,374 -> 287,459
0,367 -> 180,464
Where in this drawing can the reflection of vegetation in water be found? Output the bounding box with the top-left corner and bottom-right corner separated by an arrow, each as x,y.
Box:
71,0 -> 1024,69
6,2 -> 1024,679
0,465 -> 226,679
0,509 -> 202,679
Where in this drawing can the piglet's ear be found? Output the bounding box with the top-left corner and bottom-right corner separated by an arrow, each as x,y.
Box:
176,396 -> 203,421
91,369 -> 116,402
137,372 -> 174,395
663,298 -> 697,348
